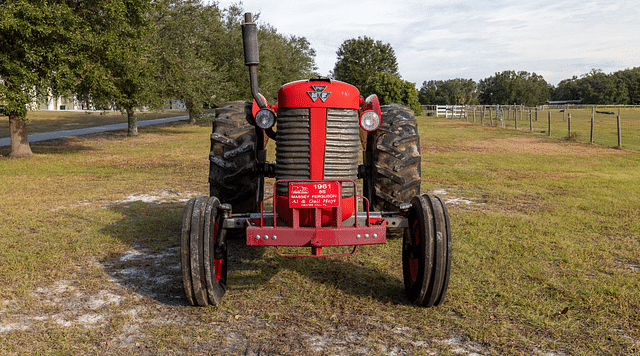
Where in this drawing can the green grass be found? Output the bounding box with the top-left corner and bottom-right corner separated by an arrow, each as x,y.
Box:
0,109 -> 188,138
458,106 -> 640,151
0,117 -> 639,354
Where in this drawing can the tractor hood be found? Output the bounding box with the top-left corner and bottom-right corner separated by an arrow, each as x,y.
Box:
277,79 -> 361,110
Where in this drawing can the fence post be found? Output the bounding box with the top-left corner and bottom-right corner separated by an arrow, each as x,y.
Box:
548,110 -> 551,136
473,106 -> 476,123
529,109 -> 533,132
568,113 -> 572,138
489,106 -> 493,125
617,108 -> 622,148
590,106 -> 595,143
515,107 -> 519,130
481,107 -> 484,125
520,105 -> 523,122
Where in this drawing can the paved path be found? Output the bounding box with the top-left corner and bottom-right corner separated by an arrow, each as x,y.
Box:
0,115 -> 189,147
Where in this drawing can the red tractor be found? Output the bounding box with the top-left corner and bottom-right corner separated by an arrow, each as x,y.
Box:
180,13 -> 451,307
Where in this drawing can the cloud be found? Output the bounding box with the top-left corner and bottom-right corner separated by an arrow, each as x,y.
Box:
214,0 -> 640,85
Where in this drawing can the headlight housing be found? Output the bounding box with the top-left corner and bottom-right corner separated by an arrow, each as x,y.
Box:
359,94 -> 382,131
255,108 -> 276,129
359,110 -> 381,131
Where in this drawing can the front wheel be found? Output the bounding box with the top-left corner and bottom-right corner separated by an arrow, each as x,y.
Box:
403,194 -> 451,307
181,196 -> 227,306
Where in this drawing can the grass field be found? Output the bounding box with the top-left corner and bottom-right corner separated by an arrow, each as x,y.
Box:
454,106 -> 640,151
0,109 -> 188,138
0,116 -> 639,354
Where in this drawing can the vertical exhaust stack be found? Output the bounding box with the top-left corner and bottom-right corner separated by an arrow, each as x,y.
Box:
242,13 -> 266,109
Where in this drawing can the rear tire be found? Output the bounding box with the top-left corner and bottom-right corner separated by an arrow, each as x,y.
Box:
370,104 -> 421,237
209,101 -> 263,213
403,194 -> 451,307
371,104 -> 421,212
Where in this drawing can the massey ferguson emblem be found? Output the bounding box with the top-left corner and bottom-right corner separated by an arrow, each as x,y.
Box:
307,85 -> 331,102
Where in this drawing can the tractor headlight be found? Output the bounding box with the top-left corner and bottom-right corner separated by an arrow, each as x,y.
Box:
359,110 -> 380,132
255,108 -> 276,129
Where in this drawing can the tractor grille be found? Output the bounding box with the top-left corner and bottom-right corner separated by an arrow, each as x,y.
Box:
275,108 -> 359,197
275,108 -> 310,190
324,109 -> 359,196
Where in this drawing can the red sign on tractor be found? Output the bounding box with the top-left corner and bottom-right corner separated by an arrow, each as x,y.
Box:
289,182 -> 340,208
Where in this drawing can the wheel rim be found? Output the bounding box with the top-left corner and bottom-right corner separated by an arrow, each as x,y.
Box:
409,219 -> 420,282
214,256 -> 223,283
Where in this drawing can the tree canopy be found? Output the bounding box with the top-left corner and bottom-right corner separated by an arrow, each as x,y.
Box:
362,72 -> 422,114
1,0 -> 318,157
73,0 -> 155,136
0,0 -> 80,157
478,71 -> 550,106
150,0 -> 228,124
553,68 -> 635,104
418,79 -> 478,105
332,36 -> 398,90
151,3 -> 317,107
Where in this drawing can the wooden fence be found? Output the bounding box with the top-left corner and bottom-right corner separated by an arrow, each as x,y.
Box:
424,105 -> 640,151
435,105 -> 466,119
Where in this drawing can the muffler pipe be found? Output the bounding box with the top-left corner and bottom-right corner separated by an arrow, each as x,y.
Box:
242,13 -> 267,109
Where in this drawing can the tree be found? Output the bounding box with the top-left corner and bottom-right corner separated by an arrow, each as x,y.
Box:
332,36 -> 398,90
256,25 -> 317,101
362,72 -> 422,115
478,71 -> 550,106
552,76 -> 580,101
418,79 -> 478,105
0,1 -> 78,158
75,0 -> 155,136
213,5 -> 317,103
577,69 -> 628,104
616,67 -> 640,104
553,68 -> 635,104
151,0 -> 228,124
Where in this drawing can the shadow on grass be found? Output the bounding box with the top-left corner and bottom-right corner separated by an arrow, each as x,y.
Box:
100,201 -> 187,306
0,137 -> 96,156
100,199 -> 406,307
0,121 -> 205,157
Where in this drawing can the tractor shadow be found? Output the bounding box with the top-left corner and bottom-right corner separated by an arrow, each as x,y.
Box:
100,200 -> 407,306
99,201 -> 190,306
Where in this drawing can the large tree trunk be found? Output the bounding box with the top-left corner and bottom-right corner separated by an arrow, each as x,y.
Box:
127,108 -> 138,136
8,113 -> 33,158
186,99 -> 197,125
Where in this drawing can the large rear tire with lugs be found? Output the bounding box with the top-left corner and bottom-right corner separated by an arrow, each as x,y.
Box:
209,101 -> 263,213
371,104 -> 421,211
369,104 -> 421,237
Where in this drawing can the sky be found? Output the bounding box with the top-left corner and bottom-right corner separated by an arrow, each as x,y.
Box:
212,0 -> 640,86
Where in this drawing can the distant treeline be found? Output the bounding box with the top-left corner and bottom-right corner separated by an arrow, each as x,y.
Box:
418,68 -> 640,107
